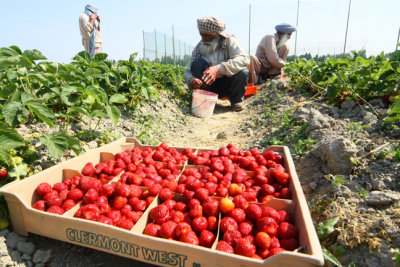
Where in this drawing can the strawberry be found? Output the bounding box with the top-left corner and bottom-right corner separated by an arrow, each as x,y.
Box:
98,215 -> 113,225
117,219 -> 134,230
199,229 -> 216,248
262,150 -> 276,161
43,191 -> 59,201
32,200 -> 46,211
180,230 -> 199,245
257,248 -> 270,259
62,199 -> 76,211
245,204 -> 262,221
144,223 -> 161,237
207,216 -> 218,231
76,204 -> 100,221
223,229 -> 242,247
269,247 -> 285,257
192,216 -> 208,233
81,162 -> 95,177
174,202 -> 187,212
47,206 -> 64,215
133,199 -> 147,212
275,172 -> 289,185
148,183 -> 162,196
202,199 -> 219,217
235,238 -> 256,257
67,188 -> 83,202
238,220 -> 254,236
112,196 -> 128,210
83,189 -> 99,205
52,182 -> 68,193
159,188 -> 173,201
232,195 -> 248,210
115,183 -> 131,197
149,204 -> 169,225
107,209 -> 122,223
0,168 -> 7,179
278,210 -> 294,223
36,182 -> 52,198
46,197 -> 62,207
261,207 -> 281,223
174,222 -> 192,239
270,236 -> 281,248
220,198 -> 235,214
229,208 -> 246,223
220,217 -> 238,233
160,220 -> 178,239
255,231 -> 271,249
278,222 -> 299,239
216,241 -> 234,253
280,238 -> 299,251
256,217 -> 278,236
129,185 -> 142,198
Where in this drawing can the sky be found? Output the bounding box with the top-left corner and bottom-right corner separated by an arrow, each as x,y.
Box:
1,0 -> 399,63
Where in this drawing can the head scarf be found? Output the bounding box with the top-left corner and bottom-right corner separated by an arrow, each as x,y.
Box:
275,23 -> 297,34
84,5 -> 99,58
197,16 -> 227,38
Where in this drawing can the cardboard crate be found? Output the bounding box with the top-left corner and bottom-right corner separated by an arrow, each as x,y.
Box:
0,137 -> 324,267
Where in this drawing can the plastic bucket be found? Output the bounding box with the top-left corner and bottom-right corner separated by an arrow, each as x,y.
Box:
191,89 -> 218,118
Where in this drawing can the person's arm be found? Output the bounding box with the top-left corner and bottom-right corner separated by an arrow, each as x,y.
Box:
263,35 -> 285,69
183,42 -> 202,89
79,13 -> 94,34
216,37 -> 250,77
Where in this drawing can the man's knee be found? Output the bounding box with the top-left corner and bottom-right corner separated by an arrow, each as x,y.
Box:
191,58 -> 210,79
278,44 -> 290,61
233,69 -> 249,84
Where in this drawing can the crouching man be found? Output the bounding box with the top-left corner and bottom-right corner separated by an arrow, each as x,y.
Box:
184,16 -> 250,112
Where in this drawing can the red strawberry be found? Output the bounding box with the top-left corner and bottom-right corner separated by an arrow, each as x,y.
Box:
159,188 -> 173,201
238,220 -> 254,236
43,191 -> 59,201
202,199 -> 220,217
220,216 -> 239,233
163,199 -> 177,210
117,219 -> 134,230
174,222 -> 192,239
280,238 -> 299,251
278,210 -> 294,223
280,187 -> 292,199
216,240 -> 234,253
47,206 -> 64,215
83,189 -> 99,205
107,209 -> 122,223
245,204 -> 262,221
81,162 -> 95,177
207,216 -> 218,231
46,197 -> 62,207
149,204 -> 169,225
275,172 -> 289,185
262,150 -> 276,161
52,182 -> 68,193
160,220 -> 178,239
113,196 -> 128,210
76,204 -> 100,220
32,200 -> 46,211
180,230 -> 199,245
235,238 -> 256,257
36,182 -> 52,198
270,236 -> 281,248
192,216 -> 208,233
67,188 -> 83,202
199,229 -> 216,248
255,231 -> 271,249
257,217 -> 278,236
229,208 -> 246,223
223,229 -> 242,247
129,185 -> 142,198
62,199 -> 76,211
98,215 -> 113,225
269,247 -> 286,257
133,199 -> 147,212
148,183 -> 162,196
144,223 -> 161,237
278,222 -> 299,239
115,183 -> 131,197
261,207 -> 281,223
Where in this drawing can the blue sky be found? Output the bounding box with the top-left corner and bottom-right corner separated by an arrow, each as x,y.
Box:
1,0 -> 399,63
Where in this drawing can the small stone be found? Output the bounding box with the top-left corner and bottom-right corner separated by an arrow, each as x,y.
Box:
216,132 -> 227,140
17,241 -> 36,255
5,232 -> 26,250
32,249 -> 51,264
10,250 -> 22,262
21,253 -> 32,261
0,229 -> 9,237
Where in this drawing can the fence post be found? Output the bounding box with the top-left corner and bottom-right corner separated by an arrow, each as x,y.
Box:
248,4 -> 251,55
142,30 -> 146,61
164,33 -> 167,64
172,25 -> 176,65
154,29 -> 158,60
396,26 -> 400,51
294,0 -> 300,57
343,0 -> 352,54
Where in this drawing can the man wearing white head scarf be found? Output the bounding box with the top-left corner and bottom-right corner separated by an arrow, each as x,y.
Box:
79,4 -> 103,57
248,23 -> 296,84
184,16 -> 250,112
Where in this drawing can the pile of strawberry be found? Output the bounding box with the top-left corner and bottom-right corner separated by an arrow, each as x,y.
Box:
181,144 -> 292,203
217,197 -> 299,259
144,195 -> 219,248
32,143 -> 189,230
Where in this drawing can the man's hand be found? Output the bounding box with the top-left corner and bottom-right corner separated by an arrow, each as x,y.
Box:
191,78 -> 203,89
96,15 -> 101,22
202,66 -> 218,86
90,13 -> 98,20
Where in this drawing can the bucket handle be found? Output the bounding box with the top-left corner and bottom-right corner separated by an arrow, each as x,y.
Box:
191,99 -> 209,111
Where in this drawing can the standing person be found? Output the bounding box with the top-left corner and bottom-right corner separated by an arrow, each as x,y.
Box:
184,16 -> 250,112
79,4 -> 103,57
248,23 -> 296,84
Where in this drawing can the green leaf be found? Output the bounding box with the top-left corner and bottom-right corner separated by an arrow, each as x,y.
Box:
22,49 -> 47,61
8,163 -> 28,179
94,53 -> 108,61
109,94 -> 128,104
316,217 -> 339,239
2,101 -> 24,126
6,69 -> 17,81
0,55 -> 21,67
25,100 -> 56,128
71,107 -> 89,117
59,133 -> 81,156
106,104 -> 120,125
61,85 -> 79,106
91,109 -> 106,118
322,246 -> 343,267
0,149 -> 11,165
40,133 -> 68,159
140,86 -> 149,99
